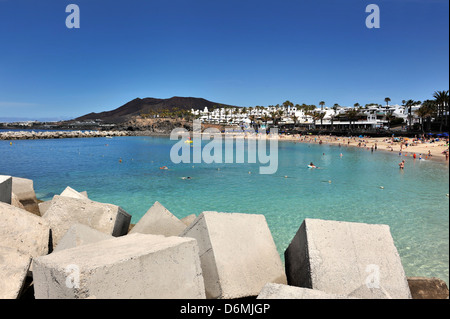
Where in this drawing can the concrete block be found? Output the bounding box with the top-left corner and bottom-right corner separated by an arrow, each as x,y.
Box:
53,223 -> 113,253
11,193 -> 26,210
284,218 -> 412,299
181,211 -> 287,299
38,200 -> 52,216
43,195 -> 131,246
32,233 -> 206,299
129,201 -> 187,236
181,214 -> 197,227
11,177 -> 40,215
60,186 -> 88,200
0,175 -> 12,205
80,191 -> 88,198
0,202 -> 51,257
257,283 -> 352,299
0,246 -> 32,299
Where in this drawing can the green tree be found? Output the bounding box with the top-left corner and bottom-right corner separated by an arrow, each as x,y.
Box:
405,100 -> 421,131
433,90 -> 449,132
384,97 -> 391,108
345,108 -> 359,131
416,100 -> 436,133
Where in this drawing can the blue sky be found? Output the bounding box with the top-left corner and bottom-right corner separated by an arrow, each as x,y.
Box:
0,0 -> 448,121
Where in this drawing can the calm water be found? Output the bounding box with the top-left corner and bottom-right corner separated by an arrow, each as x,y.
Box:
1,136 -> 448,284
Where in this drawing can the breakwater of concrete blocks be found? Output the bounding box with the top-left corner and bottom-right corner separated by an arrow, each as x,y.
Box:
0,174 -> 448,299
0,130 -> 130,140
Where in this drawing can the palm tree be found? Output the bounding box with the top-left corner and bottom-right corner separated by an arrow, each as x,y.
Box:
330,104 -> 339,130
384,97 -> 391,109
319,101 -> 325,127
433,90 -> 449,132
385,112 -> 395,130
270,111 -> 278,126
416,100 -> 436,133
291,114 -> 299,129
319,101 -> 325,111
345,108 -> 359,131
283,100 -> 294,110
310,111 -> 321,128
405,100 -> 421,131
262,114 -> 270,128
277,109 -> 285,124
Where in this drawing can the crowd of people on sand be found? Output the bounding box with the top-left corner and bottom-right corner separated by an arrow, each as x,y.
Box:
274,132 -> 449,165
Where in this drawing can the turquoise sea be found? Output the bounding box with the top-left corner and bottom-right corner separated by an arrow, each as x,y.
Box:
1,136 -> 448,285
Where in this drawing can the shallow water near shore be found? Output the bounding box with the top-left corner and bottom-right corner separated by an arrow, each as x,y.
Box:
1,136 -> 449,285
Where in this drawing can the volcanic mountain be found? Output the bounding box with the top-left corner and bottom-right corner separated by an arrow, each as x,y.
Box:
74,96 -> 239,123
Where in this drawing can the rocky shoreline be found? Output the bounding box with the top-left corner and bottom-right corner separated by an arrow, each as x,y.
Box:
0,175 -> 449,299
0,130 -> 131,140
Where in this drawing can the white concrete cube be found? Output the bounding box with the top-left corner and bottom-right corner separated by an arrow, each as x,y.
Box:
284,218 -> 412,299
32,233 -> 206,299
53,223 -> 113,253
11,177 -> 40,215
129,201 -> 187,237
38,200 -> 52,216
43,195 -> 131,246
0,202 -> 51,258
60,186 -> 88,200
181,211 -> 287,299
0,246 -> 32,299
0,175 -> 12,205
257,283 -> 352,299
181,214 -> 197,227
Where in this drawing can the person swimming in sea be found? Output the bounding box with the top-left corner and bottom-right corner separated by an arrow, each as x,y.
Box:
399,160 -> 405,169
309,162 -> 317,168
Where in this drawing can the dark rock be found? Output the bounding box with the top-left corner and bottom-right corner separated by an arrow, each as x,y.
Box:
407,277 -> 449,299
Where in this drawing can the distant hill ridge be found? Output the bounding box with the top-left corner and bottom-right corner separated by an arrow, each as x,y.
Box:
75,96 -> 239,123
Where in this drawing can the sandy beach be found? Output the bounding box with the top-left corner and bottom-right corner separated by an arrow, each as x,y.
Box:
277,134 -> 450,163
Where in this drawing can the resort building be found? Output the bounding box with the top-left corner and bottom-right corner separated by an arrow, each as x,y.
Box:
191,103 -> 422,131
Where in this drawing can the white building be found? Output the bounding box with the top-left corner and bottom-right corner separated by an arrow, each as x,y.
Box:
191,103 -> 421,130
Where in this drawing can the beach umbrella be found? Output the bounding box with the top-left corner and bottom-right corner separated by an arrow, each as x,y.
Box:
443,132 -> 449,137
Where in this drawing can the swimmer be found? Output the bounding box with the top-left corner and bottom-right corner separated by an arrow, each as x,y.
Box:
309,162 -> 317,169
340,153 -> 343,157
399,160 -> 405,169
181,177 -> 192,180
